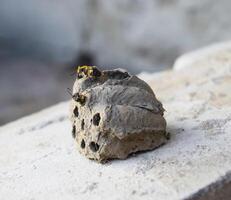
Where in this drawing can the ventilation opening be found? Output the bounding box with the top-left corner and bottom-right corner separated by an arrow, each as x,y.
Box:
73,106 -> 79,117
81,139 -> 85,149
72,125 -> 76,138
93,113 -> 101,126
89,142 -> 99,152
81,119 -> 85,130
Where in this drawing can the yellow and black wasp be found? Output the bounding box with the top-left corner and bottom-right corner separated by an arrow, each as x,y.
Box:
76,66 -> 102,79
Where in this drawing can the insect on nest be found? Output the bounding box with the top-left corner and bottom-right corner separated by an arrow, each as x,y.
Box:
77,66 -> 102,79
69,66 -> 167,163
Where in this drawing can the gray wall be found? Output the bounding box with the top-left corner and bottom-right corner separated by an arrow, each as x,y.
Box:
1,0 -> 231,71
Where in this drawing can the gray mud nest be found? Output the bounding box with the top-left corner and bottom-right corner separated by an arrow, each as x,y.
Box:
70,66 -> 167,163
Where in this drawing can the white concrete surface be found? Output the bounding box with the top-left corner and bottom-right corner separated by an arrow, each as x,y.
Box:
174,40 -> 231,71
1,43 -> 231,200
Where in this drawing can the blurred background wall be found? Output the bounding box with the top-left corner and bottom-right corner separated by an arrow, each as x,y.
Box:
0,0 -> 231,125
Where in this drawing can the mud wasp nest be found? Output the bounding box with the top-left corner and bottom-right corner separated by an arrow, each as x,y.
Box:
70,66 -> 167,163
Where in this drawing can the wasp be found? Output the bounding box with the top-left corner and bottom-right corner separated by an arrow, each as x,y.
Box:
77,66 -> 102,79
67,88 -> 86,106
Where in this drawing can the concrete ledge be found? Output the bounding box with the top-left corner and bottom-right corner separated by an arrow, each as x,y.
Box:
174,40 -> 231,71
1,42 -> 231,199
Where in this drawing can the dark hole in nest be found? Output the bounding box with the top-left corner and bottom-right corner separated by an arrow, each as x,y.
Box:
81,119 -> 85,130
72,125 -> 76,138
73,106 -> 79,117
81,139 -> 85,149
89,142 -> 100,152
93,113 -> 101,126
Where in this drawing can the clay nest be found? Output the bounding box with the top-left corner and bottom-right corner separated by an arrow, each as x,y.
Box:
70,66 -> 167,163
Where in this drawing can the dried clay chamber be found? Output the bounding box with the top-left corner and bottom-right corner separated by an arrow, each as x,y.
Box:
69,66 -> 167,163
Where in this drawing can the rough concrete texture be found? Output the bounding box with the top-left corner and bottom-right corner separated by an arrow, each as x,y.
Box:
70,68 -> 167,162
1,43 -> 231,199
